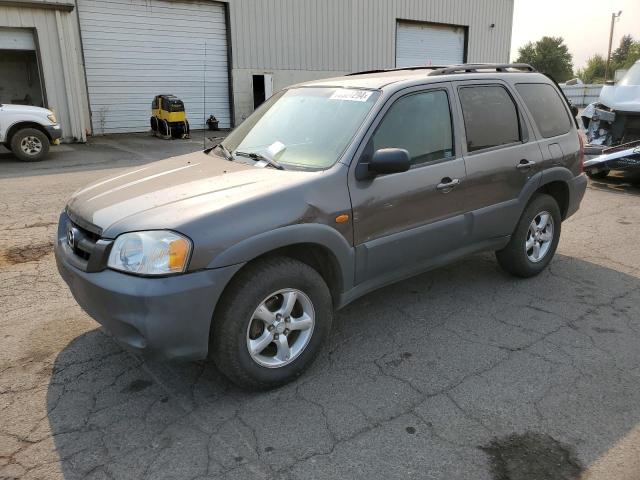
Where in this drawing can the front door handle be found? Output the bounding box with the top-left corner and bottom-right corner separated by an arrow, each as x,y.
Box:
516,159 -> 536,170
436,177 -> 460,192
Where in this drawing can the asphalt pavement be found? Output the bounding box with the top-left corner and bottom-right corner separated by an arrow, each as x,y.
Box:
1,136 -> 640,480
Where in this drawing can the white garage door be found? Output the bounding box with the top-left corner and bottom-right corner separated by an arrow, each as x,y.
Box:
77,0 -> 230,134
396,21 -> 466,68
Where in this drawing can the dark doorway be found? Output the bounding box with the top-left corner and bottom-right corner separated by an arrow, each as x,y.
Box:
252,74 -> 266,109
0,50 -> 44,107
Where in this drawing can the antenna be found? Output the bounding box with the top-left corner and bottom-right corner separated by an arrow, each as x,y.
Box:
203,40 -> 207,150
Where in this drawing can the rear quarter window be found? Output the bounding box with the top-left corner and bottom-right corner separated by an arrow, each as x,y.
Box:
515,83 -> 572,138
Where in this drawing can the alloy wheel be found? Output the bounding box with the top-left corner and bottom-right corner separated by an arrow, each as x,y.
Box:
525,211 -> 554,263
20,136 -> 43,156
246,289 -> 315,368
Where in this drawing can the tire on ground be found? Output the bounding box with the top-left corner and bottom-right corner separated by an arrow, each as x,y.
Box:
211,256 -> 333,390
10,128 -> 49,162
496,193 -> 561,278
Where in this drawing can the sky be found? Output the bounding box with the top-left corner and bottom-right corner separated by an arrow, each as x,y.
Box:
510,0 -> 640,70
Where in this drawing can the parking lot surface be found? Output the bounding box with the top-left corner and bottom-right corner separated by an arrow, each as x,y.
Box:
1,139 -> 640,480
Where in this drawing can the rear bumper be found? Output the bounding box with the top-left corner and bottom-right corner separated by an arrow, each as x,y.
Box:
565,173 -> 588,219
55,235 -> 242,361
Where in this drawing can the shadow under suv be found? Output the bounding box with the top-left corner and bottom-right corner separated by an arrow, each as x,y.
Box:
56,63 -> 587,389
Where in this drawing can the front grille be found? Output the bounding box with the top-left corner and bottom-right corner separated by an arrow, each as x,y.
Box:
61,212 -> 112,272
68,221 -> 99,261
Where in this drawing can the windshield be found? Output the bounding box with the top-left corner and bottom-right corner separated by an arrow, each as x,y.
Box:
620,62 -> 640,86
221,87 -> 380,170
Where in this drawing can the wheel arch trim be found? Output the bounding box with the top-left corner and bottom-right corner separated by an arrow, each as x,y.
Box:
206,223 -> 355,292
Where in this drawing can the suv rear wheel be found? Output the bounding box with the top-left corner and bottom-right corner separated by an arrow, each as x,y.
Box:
10,128 -> 49,162
211,257 -> 333,390
496,193 -> 561,278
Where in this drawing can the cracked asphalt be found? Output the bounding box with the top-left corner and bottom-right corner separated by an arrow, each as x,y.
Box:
1,138 -> 640,480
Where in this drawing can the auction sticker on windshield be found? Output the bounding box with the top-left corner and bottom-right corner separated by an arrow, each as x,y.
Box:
329,89 -> 374,102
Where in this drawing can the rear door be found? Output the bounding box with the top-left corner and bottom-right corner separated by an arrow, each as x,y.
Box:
453,81 -> 543,240
349,83 -> 468,284
513,82 -> 579,175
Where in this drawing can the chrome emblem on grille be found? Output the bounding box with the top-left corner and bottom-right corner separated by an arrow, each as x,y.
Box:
67,227 -> 77,249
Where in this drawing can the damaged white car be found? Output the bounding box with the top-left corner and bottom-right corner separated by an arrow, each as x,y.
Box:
581,60 -> 640,179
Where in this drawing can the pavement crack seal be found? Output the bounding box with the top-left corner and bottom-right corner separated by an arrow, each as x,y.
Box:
480,432 -> 583,480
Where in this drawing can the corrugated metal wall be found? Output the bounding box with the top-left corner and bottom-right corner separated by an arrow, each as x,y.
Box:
0,2 -> 90,141
228,0 -> 514,71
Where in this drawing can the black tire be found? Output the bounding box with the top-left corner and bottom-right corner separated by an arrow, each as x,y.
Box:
159,119 -> 170,138
586,169 -> 609,180
496,193 -> 561,278
150,116 -> 158,133
10,128 -> 49,162
211,257 -> 333,390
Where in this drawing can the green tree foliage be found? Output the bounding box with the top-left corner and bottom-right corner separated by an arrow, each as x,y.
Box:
612,34 -> 634,65
575,54 -> 607,83
516,36 -> 574,82
612,35 -> 640,70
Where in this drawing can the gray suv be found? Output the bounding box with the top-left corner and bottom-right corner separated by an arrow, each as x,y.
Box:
56,64 -> 587,389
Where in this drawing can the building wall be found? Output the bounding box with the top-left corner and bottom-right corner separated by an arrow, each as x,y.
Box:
227,0 -> 514,123
0,1 -> 90,141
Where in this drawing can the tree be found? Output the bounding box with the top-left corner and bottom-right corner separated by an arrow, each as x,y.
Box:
516,36 -> 574,82
612,34 -> 634,66
576,54 -> 607,83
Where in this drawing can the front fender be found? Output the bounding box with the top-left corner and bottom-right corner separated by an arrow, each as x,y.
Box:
206,223 -> 355,292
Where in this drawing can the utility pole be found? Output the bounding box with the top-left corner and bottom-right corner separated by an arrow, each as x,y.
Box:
605,10 -> 622,82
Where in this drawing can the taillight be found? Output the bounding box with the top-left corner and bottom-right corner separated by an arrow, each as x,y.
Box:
578,132 -> 585,172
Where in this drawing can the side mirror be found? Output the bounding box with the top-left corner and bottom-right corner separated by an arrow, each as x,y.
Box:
355,148 -> 411,180
570,104 -> 579,118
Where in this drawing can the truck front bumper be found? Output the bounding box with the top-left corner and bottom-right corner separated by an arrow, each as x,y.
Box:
45,124 -> 62,144
55,236 -> 242,361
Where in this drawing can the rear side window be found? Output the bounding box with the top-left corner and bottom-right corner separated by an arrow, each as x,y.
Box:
372,89 -> 454,165
458,85 -> 521,153
516,83 -> 571,138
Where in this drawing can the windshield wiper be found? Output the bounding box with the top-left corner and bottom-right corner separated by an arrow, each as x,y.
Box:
235,151 -> 285,170
207,143 -> 235,162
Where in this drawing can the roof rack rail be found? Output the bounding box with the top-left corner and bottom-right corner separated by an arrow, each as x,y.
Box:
428,63 -> 536,76
346,65 -> 448,76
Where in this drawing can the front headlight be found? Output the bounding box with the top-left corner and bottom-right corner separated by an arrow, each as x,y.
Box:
47,113 -> 57,123
107,231 -> 192,276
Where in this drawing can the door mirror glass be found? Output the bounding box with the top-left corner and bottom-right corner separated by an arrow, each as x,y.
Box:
369,148 -> 411,175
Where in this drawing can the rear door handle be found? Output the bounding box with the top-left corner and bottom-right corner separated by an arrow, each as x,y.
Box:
436,177 -> 460,192
516,159 -> 536,170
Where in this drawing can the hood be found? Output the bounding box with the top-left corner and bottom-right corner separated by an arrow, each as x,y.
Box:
0,104 -> 52,115
599,84 -> 640,113
66,151 -> 318,235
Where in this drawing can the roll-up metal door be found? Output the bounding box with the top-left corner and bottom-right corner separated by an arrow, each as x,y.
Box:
77,0 -> 231,134
396,21 -> 466,68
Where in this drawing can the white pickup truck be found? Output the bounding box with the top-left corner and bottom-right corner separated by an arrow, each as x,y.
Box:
0,104 -> 62,161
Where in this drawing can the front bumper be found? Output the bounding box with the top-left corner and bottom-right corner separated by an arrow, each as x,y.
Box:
565,173 -> 588,219
55,224 -> 243,361
45,124 -> 62,144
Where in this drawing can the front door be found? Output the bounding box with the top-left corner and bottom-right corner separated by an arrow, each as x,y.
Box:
349,84 -> 469,285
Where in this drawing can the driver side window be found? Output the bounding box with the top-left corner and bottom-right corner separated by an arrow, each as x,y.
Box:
372,89 -> 454,166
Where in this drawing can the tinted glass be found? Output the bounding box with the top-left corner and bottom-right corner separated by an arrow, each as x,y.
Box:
516,83 -> 571,138
372,90 -> 454,165
459,86 -> 520,152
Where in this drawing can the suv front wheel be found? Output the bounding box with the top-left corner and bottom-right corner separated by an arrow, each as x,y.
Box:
496,193 -> 561,278
211,257 -> 333,389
